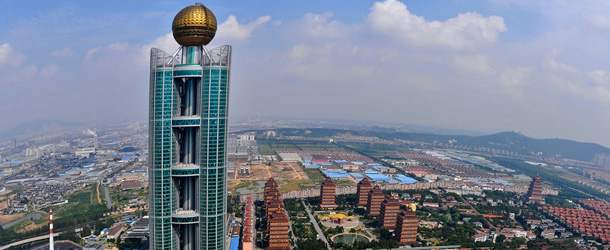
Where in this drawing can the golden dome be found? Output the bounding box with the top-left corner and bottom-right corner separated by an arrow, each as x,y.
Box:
172,3 -> 217,46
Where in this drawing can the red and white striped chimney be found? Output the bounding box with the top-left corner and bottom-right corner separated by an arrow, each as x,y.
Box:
49,210 -> 54,250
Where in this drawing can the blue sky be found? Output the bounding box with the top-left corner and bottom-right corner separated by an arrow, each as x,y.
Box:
2,0 -> 610,147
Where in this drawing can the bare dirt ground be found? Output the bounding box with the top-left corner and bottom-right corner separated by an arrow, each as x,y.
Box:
96,183 -> 102,204
230,162 -> 314,192
19,219 -> 47,233
245,163 -> 309,181
0,213 -> 25,225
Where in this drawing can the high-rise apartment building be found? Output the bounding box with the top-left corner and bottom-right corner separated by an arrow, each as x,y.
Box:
356,178 -> 372,207
149,3 -> 231,249
366,185 -> 384,216
395,210 -> 418,245
320,177 -> 337,209
267,207 -> 290,250
379,196 -> 399,229
264,178 -> 280,205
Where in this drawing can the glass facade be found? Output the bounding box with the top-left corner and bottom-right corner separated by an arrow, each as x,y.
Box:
149,45 -> 231,250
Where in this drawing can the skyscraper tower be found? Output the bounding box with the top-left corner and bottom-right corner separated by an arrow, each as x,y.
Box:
149,3 -> 231,250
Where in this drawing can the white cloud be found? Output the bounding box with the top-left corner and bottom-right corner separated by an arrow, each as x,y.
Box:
84,47 -> 99,61
215,15 -> 271,42
39,63 -> 58,79
289,44 -> 312,60
51,48 -> 74,58
368,0 -> 507,50
499,67 -> 531,97
543,54 -> 610,104
0,43 -> 26,66
453,55 -> 492,74
148,33 -> 179,54
2,64 -> 37,85
290,12 -> 350,41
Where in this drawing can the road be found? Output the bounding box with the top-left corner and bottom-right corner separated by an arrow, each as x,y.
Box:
2,213 -> 41,229
0,233 -> 59,250
302,199 -> 332,250
104,185 -> 112,209
457,194 -> 495,230
357,219 -> 376,240
96,183 -> 102,204
287,213 -> 299,249
286,163 -> 303,179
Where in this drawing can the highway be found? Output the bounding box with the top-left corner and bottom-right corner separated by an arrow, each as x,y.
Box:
0,233 -> 58,250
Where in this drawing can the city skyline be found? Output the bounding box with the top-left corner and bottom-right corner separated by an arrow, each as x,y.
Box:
2,0 -> 610,146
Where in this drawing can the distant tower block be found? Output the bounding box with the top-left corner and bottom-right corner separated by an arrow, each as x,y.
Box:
320,177 -> 337,209
395,210 -> 418,245
527,174 -> 544,204
379,196 -> 399,229
356,178 -> 372,207
366,185 -> 384,216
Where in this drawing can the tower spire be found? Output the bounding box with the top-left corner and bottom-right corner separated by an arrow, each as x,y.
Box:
49,210 -> 54,250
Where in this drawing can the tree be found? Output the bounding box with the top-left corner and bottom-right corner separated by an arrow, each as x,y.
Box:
80,227 -> 92,237
496,234 -> 506,243
375,228 -> 393,240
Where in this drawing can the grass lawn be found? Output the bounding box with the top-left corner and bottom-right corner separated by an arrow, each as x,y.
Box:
278,179 -> 314,192
256,140 -> 274,155
258,139 -> 347,155
304,168 -> 326,183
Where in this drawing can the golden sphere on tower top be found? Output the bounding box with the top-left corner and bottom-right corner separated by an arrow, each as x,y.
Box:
172,3 -> 217,46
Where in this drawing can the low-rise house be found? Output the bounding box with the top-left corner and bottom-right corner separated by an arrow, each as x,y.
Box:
107,224 -> 123,239
473,232 -> 489,242
542,229 -> 555,239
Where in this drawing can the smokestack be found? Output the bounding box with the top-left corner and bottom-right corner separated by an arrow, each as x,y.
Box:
49,210 -> 54,250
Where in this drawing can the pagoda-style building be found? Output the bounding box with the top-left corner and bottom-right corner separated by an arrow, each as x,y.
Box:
356,178 -> 373,207
264,177 -> 280,204
395,210 -> 418,245
379,196 -> 399,229
264,178 -> 284,218
366,185 -> 384,216
265,196 -> 285,219
320,177 -> 337,209
267,207 -> 291,250
527,174 -> 544,204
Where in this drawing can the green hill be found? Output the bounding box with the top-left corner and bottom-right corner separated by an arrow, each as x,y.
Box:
267,128 -> 610,162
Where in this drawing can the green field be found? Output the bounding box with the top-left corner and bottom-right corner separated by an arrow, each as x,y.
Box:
278,179 -> 315,192
256,139 -> 346,155
304,168 -> 326,183
340,142 -> 414,158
